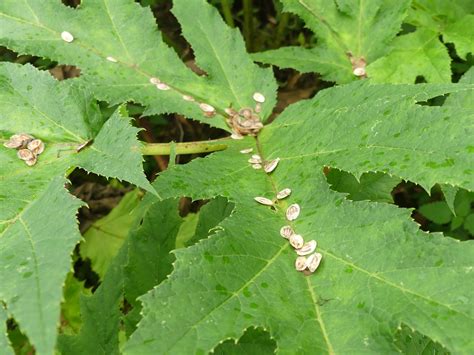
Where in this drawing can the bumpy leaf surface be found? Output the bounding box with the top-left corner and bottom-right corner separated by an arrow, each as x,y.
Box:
125,82 -> 474,354
0,62 -> 150,354
252,0 -> 410,83
0,0 -> 276,129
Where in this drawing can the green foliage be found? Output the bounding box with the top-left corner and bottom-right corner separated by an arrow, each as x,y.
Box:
253,0 -> 473,84
0,305 -> 13,355
0,1 -> 472,354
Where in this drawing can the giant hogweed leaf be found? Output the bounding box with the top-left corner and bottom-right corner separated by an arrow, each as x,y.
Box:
408,0 -> 474,60
125,82 -> 474,353
367,29 -> 451,84
0,63 -> 151,354
0,305 -> 14,355
0,0 -> 276,128
252,0 -> 410,83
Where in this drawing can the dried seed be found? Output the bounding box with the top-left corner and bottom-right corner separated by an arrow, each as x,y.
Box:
353,67 -> 366,77
280,225 -> 294,239
25,156 -> 37,167
61,31 -> 74,43
239,108 -> 253,119
182,95 -> 195,102
231,132 -> 243,140
225,108 -> 236,116
252,92 -> 266,103
27,139 -> 45,155
3,135 -> 24,149
248,158 -> 260,164
264,158 -> 280,173
240,148 -> 253,154
17,149 -> 34,161
255,103 -> 262,113
306,253 -> 322,273
289,234 -> 304,249
150,77 -> 161,85
199,103 -> 216,117
251,163 -> 262,169
106,56 -> 118,63
277,188 -> 291,200
286,203 -> 300,221
296,240 -> 317,256
295,256 -> 307,271
251,154 -> 261,160
156,83 -> 170,91
254,196 -> 274,206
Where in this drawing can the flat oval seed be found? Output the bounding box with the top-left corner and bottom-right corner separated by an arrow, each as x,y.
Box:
231,132 -> 243,140
27,139 -> 45,155
277,188 -> 291,200
289,234 -> 304,249
248,157 -> 261,164
296,240 -> 317,256
106,56 -> 118,63
150,77 -> 161,85
240,148 -> 253,154
199,103 -> 215,113
182,95 -> 195,102
252,92 -> 266,103
251,163 -> 262,169
3,135 -> 24,149
295,256 -> 307,271
306,253 -> 322,273
61,31 -> 74,43
254,196 -> 274,206
251,154 -> 261,161
17,149 -> 34,161
264,158 -> 280,173
286,203 -> 301,221
25,156 -> 37,167
156,83 -> 170,91
280,225 -> 294,239
353,67 -> 366,76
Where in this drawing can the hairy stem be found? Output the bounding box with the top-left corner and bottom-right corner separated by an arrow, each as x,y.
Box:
221,0 -> 235,27
243,0 -> 253,51
141,139 -> 228,156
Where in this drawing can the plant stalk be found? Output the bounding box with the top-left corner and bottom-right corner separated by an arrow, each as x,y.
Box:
243,0 -> 253,51
141,139 -> 228,156
221,0 -> 235,27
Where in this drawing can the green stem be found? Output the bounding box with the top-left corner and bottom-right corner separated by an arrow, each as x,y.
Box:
141,139 -> 228,156
243,0 -> 253,51
276,12 -> 289,47
221,0 -> 235,27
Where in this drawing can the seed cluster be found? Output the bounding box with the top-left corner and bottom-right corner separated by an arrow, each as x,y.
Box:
241,146 -> 322,275
347,51 -> 367,78
3,133 -> 45,166
226,93 -> 265,139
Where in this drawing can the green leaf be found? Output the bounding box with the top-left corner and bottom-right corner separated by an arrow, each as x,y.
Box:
327,169 -> 400,203
418,201 -> 453,224
445,67 -> 474,109
60,273 -> 90,335
408,0 -> 474,60
253,0 -> 411,83
464,214 -> 474,235
367,29 -> 451,83
125,82 -> 474,353
0,177 -> 83,355
0,305 -> 14,355
0,0 -> 276,129
213,327 -> 276,354
440,184 -> 458,215
0,62 -> 151,354
80,189 -> 142,278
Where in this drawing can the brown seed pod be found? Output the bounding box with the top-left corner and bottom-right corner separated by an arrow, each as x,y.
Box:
306,253 -> 322,273
252,92 -> 265,103
295,256 -> 307,271
25,156 -> 37,167
296,240 -> 317,256
17,149 -> 34,161
280,225 -> 294,239
286,204 -> 301,221
264,158 -> 280,173
27,139 -> 45,155
251,163 -> 262,169
61,31 -> 74,43
182,95 -> 195,102
254,196 -> 274,206
276,188 -> 291,200
150,77 -> 161,85
156,83 -> 170,91
289,234 -> 304,249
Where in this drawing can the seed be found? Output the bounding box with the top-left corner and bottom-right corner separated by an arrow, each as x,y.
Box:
289,234 -> 304,249
295,256 -> 307,271
156,83 -> 170,91
27,139 -> 45,155
277,188 -> 291,200
254,196 -> 274,206
286,203 -> 300,221
106,56 -> 117,63
182,95 -> 195,102
251,163 -> 262,169
353,67 -> 366,77
239,108 -> 253,119
252,92 -> 266,103
255,103 -> 262,113
248,158 -> 260,164
61,31 -> 74,43
231,132 -> 243,140
264,158 -> 280,173
17,149 -> 34,161
296,240 -> 317,256
25,156 -> 37,167
306,253 -> 322,273
199,103 -> 216,117
251,154 -> 261,160
3,135 -> 25,149
225,108 -> 236,116
240,148 -> 253,154
280,225 -> 294,239
150,77 -> 161,85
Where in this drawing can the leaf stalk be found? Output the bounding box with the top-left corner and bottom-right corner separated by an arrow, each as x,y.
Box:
141,139 -> 228,156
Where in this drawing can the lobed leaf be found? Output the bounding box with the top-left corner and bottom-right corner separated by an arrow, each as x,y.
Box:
0,0 -> 277,129
0,305 -> 14,355
125,82 -> 474,353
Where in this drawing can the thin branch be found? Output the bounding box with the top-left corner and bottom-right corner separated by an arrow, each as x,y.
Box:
141,138 -> 229,156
